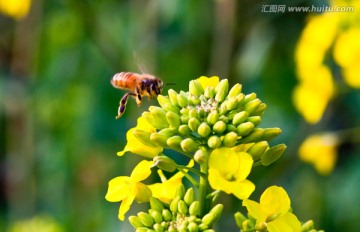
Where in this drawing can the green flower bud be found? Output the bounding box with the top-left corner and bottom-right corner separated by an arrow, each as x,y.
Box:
176,184 -> 186,199
261,144 -> 287,166
189,95 -> 201,105
210,204 -> 223,219
170,196 -> 181,213
262,127 -> 282,141
168,89 -> 178,106
225,97 -> 238,110
255,222 -> 267,231
142,112 -> 166,129
218,103 -> 229,115
247,141 -> 269,161
177,92 -> 189,108
215,79 -> 229,102
153,223 -> 165,232
202,213 -> 216,226
184,188 -> 195,206
153,156 -> 177,172
178,200 -> 188,214
129,216 -> 144,229
219,115 -> 228,123
157,95 -> 172,108
226,124 -> 237,132
189,108 -> 200,119
135,227 -> 149,232
247,116 -> 261,126
133,129 -> 158,147
189,80 -> 204,97
168,226 -> 177,232
204,86 -> 216,99
238,128 -> 265,143
166,111 -> 181,129
243,93 -> 257,105
150,197 -> 164,212
137,212 -> 154,227
148,107 -> 169,128
162,209 -> 172,222
158,128 -> 175,136
167,135 -> 183,150
189,201 -> 200,216
180,108 -> 189,115
180,115 -> 189,124
198,223 -> 209,231
203,230 -> 215,232
252,102 -> 267,116
207,135 -> 221,149
194,149 -> 209,164
301,220 -> 314,231
206,111 -> 219,125
228,83 -> 242,98
180,138 -> 199,153
177,125 -> 190,136
150,132 -> 170,147
187,222 -> 199,232
148,209 -> 163,224
244,99 -> 261,115
163,103 -> 180,114
197,122 -> 212,137
242,219 -> 255,230
235,93 -> 245,106
232,111 -> 249,126
223,132 -> 238,147
236,122 -> 254,136
234,212 -> 247,228
188,118 -> 201,132
213,121 -> 226,134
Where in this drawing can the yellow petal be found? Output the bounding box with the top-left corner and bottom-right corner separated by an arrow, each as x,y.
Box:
343,65 -> 360,88
260,186 -> 290,216
209,148 -> 239,177
234,152 -> 253,181
196,76 -> 220,89
118,193 -> 136,221
242,199 -> 267,222
134,182 -> 152,203
130,160 -> 153,182
229,179 -> 255,200
105,176 -> 131,202
267,212 -> 302,232
333,28 -> 360,68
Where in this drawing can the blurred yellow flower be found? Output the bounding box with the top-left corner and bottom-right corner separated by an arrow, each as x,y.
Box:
243,186 -> 301,232
299,133 -> 339,175
0,0 -> 31,19
293,65 -> 334,124
105,160 -> 153,220
148,160 -> 194,204
333,28 -> 360,88
118,116 -> 163,158
208,148 -> 255,200
196,76 -> 220,89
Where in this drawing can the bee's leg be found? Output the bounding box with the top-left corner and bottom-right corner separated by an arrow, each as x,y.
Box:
116,93 -> 135,119
135,87 -> 142,106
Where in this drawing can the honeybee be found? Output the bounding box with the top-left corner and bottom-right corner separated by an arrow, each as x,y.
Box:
111,72 -> 163,119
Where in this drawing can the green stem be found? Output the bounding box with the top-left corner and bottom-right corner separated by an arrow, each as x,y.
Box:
198,162 -> 209,217
177,165 -> 206,178
177,167 -> 200,187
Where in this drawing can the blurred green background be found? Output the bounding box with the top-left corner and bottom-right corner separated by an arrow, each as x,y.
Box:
1,0 -> 360,231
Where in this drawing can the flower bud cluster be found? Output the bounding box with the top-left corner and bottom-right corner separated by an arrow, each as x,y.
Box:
135,78 -> 285,165
129,185 -> 223,232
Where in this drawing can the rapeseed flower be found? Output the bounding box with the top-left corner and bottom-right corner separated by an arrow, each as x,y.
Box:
105,160 -> 153,220
299,133 -> 338,175
0,0 -> 31,19
208,148 -> 255,200
243,186 -> 301,232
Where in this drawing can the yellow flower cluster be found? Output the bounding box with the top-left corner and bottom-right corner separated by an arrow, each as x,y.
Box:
294,0 -> 360,124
